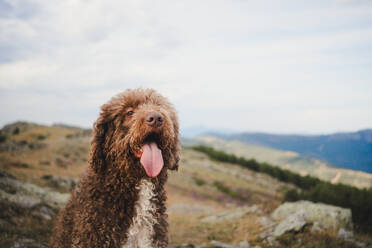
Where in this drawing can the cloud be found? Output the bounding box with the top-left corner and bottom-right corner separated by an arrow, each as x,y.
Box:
0,0 -> 372,133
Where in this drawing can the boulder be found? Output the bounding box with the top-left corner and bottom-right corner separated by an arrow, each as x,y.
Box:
13,238 -> 47,248
210,241 -> 235,248
271,200 -> 353,231
0,173 -> 70,209
209,240 -> 251,248
337,228 -> 354,241
272,210 -> 306,237
41,175 -> 77,191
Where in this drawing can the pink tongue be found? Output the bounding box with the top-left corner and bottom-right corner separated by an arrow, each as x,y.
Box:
140,142 -> 164,178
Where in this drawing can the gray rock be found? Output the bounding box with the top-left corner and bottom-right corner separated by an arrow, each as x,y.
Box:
258,231 -> 271,239
41,175 -> 77,191
176,244 -> 201,248
237,241 -> 250,248
0,175 -> 70,209
201,205 -> 262,223
337,228 -> 354,241
272,200 -> 353,231
258,216 -> 276,230
210,240 -> 235,248
272,210 -> 307,237
13,238 -> 47,248
32,205 -> 55,220
310,222 -> 323,233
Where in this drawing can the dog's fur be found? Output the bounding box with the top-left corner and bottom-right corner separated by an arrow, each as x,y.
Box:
50,89 -> 180,248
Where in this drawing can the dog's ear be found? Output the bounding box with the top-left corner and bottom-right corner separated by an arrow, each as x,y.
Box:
168,139 -> 180,170
90,104 -> 116,174
168,121 -> 181,170
90,114 -> 108,174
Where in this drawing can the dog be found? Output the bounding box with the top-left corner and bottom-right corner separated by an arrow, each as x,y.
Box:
51,88 -> 180,247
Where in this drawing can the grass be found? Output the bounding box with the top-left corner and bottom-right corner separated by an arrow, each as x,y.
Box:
272,231 -> 359,248
193,176 -> 206,186
1,123 -> 368,247
212,181 -> 246,201
0,201 -> 54,247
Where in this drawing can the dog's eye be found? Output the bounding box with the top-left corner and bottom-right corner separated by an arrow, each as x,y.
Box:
127,110 -> 134,115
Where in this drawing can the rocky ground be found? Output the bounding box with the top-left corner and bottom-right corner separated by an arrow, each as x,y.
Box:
0,122 -> 371,247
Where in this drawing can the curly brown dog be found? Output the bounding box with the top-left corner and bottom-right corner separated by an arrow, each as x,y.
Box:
50,89 -> 180,248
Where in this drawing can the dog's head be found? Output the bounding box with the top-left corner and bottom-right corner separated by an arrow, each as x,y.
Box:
90,88 -> 180,178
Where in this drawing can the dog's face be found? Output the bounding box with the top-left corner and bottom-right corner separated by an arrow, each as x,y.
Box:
90,89 -> 180,178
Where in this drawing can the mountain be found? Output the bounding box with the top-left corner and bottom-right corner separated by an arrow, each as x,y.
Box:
180,125 -> 237,138
193,136 -> 372,189
216,129 -> 372,174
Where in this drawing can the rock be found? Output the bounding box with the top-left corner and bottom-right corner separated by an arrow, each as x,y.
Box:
310,222 -> 323,233
32,205 -> 55,220
237,241 -> 250,248
176,244 -> 201,248
337,228 -> 354,241
258,231 -> 271,239
272,200 -> 353,231
0,174 -> 70,209
41,175 -> 77,191
210,240 -> 235,248
258,216 -> 276,230
272,210 -> 307,237
13,238 -> 47,248
201,205 -> 261,223
208,241 -> 251,248
0,140 -> 46,152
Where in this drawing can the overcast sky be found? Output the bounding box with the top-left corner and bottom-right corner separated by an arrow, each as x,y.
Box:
1,0 -> 372,134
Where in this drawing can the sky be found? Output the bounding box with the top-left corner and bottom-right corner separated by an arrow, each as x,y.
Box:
0,0 -> 372,134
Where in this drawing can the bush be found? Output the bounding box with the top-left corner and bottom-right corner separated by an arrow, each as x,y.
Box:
212,181 -> 244,200
284,189 -> 299,202
0,134 -> 6,143
193,177 -> 206,186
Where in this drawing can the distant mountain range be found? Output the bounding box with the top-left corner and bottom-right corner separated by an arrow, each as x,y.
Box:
180,126 -> 237,138
213,129 -> 372,174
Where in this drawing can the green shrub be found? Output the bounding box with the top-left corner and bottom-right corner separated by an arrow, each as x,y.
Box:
213,181 -> 243,200
13,127 -> 20,135
36,134 -> 47,140
0,134 -> 6,143
193,177 -> 206,186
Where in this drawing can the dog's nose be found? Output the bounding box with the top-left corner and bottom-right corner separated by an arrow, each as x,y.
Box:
146,112 -> 164,127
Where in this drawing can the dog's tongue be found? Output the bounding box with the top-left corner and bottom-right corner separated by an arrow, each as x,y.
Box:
140,142 -> 164,178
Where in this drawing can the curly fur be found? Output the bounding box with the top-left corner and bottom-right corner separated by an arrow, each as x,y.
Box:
50,89 -> 180,248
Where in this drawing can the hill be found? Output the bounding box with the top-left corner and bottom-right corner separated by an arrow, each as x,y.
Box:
193,136 -> 372,189
0,122 -> 371,247
217,130 -> 372,173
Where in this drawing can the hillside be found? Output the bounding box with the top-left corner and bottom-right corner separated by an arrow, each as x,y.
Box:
217,130 -> 372,173
0,122 -> 370,247
193,136 -> 372,189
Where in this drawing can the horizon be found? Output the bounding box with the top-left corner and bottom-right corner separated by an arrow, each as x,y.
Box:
1,119 -> 371,137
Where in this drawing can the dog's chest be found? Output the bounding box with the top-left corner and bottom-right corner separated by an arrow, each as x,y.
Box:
122,180 -> 158,248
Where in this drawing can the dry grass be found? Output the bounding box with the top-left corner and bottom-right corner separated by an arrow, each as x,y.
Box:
1,124 -> 366,247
